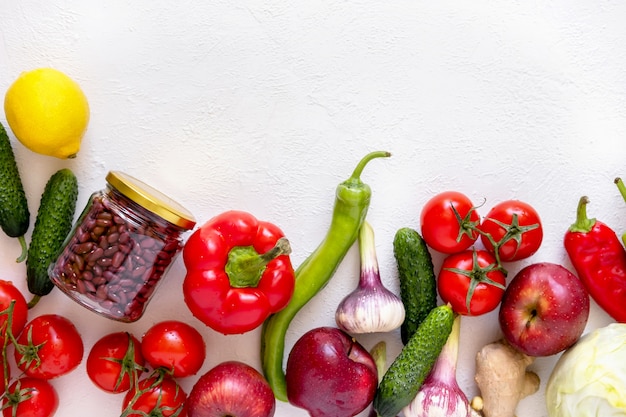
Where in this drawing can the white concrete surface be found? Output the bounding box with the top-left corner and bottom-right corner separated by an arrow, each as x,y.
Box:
0,2 -> 625,416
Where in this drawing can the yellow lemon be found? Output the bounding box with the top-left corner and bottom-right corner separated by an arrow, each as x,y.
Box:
4,68 -> 90,159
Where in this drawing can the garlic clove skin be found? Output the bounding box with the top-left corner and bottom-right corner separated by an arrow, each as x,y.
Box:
335,286 -> 406,334
335,221 -> 406,334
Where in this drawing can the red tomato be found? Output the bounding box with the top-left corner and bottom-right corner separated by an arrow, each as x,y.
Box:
14,314 -> 84,379
87,332 -> 145,393
141,320 -> 206,378
0,280 -> 28,346
479,200 -> 543,262
420,191 -> 480,254
2,377 -> 58,417
122,376 -> 187,417
438,250 -> 506,316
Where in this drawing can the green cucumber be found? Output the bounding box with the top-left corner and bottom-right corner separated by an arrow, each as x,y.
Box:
26,168 -> 78,307
0,122 -> 30,261
373,304 -> 455,417
393,227 -> 437,344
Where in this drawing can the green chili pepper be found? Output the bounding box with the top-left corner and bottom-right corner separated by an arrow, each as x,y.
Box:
260,150 -> 391,401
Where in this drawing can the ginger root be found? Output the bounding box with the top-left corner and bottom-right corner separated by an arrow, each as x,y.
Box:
471,339 -> 540,417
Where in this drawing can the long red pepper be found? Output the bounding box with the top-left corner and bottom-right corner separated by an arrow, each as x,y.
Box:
564,196 -> 626,323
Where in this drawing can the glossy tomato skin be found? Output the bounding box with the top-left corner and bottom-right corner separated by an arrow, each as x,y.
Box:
0,280 -> 28,346
2,377 -> 58,417
87,332 -> 145,393
141,320 -> 206,378
420,191 -> 480,254
438,250 -> 506,316
14,314 -> 84,379
122,376 -> 187,417
479,200 -> 543,262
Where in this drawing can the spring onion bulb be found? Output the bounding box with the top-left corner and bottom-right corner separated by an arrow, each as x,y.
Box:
335,221 -> 405,334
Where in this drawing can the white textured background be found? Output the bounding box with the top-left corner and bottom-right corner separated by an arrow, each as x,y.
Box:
1,2 -> 625,416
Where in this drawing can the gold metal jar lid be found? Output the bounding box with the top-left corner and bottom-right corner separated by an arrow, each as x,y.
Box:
106,171 -> 196,230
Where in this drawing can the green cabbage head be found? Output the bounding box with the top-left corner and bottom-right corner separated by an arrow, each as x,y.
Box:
546,323 -> 626,417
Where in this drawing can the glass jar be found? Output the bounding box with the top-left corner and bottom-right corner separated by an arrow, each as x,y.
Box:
49,171 -> 196,322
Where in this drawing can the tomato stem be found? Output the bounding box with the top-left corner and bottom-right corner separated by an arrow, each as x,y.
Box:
12,326 -> 45,373
444,250 -> 506,314
108,333 -> 147,392
450,203 -> 480,244
0,301 -> 16,394
120,370 -> 185,417
479,214 -> 539,266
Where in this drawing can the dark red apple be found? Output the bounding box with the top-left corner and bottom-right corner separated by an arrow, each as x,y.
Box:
499,262 -> 590,357
286,326 -> 378,417
187,361 -> 275,417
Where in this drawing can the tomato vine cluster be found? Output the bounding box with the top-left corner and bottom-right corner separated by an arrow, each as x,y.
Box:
87,320 -> 206,417
0,279 -> 208,417
420,191 -> 544,316
0,280 -> 82,417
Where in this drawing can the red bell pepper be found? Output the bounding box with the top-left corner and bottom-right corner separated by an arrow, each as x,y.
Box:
564,196 -> 626,323
182,210 -> 295,334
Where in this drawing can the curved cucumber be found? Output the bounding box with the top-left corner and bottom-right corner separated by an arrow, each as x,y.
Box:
393,227 -> 437,344
373,304 -> 455,417
26,168 -> 78,307
0,122 -> 30,260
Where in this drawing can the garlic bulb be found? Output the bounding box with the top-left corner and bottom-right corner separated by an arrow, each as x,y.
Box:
335,221 -> 405,334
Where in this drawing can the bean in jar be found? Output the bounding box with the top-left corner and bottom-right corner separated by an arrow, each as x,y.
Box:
49,171 -> 196,322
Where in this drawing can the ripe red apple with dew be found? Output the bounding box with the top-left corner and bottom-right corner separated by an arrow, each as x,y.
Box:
286,326 -> 378,417
499,262 -> 590,357
186,361 -> 275,417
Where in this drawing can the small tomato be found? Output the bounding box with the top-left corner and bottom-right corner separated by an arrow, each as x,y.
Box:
87,331 -> 145,393
2,377 -> 58,417
420,191 -> 480,254
438,250 -> 506,316
479,200 -> 543,262
122,376 -> 187,417
14,314 -> 84,379
0,280 -> 28,347
141,320 -> 206,378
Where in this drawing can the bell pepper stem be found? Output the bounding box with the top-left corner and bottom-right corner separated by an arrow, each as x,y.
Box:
260,237 -> 292,262
226,238 -> 292,288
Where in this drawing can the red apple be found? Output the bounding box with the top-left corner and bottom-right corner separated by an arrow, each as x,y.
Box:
187,361 -> 275,417
286,326 -> 378,417
499,262 -> 590,356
